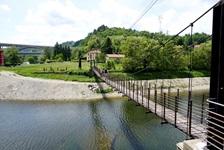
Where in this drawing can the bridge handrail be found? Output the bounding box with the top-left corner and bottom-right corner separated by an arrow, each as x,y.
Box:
206,98 -> 224,150
207,99 -> 224,107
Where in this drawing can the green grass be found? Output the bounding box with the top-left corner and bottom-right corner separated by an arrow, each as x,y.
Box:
108,70 -> 210,80
0,61 -> 100,82
0,62 -> 210,82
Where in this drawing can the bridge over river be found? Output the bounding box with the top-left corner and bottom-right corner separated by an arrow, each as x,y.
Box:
92,67 -> 206,140
91,1 -> 224,149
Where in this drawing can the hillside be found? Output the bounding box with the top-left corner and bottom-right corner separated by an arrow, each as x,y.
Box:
63,25 -> 210,54
61,25 -> 211,72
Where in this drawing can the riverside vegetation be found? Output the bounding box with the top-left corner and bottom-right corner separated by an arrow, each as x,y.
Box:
1,25 -> 211,82
0,61 -> 209,82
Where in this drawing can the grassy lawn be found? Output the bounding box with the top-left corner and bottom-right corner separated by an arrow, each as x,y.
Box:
0,61 -> 100,82
107,70 -> 210,80
0,61 -> 210,82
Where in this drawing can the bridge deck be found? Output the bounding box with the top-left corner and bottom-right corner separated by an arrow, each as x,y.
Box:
92,68 -> 206,139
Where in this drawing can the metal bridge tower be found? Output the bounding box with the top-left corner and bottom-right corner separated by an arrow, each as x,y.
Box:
208,0 -> 224,149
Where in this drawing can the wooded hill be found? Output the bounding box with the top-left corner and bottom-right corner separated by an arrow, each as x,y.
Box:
62,25 -> 211,72
63,24 -> 210,51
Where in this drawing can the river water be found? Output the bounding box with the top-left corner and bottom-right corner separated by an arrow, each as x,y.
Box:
0,90 -> 208,150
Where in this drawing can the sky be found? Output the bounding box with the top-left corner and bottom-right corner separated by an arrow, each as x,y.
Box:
0,0 -> 218,46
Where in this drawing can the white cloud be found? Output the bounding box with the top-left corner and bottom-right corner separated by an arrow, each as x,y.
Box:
15,0 -> 141,45
134,0 -> 216,35
8,0 -> 216,45
0,4 -> 11,12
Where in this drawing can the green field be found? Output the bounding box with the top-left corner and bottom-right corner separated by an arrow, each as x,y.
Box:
0,61 -> 100,82
0,62 -> 210,82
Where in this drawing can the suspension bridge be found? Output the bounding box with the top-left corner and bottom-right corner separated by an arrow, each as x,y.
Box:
91,0 -> 224,149
92,67 -> 207,138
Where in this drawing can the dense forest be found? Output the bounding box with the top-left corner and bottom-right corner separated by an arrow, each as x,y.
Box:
62,25 -> 211,72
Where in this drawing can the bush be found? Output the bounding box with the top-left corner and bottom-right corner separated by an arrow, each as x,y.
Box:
45,59 -> 56,63
96,88 -> 113,93
57,57 -> 63,62
105,60 -> 115,70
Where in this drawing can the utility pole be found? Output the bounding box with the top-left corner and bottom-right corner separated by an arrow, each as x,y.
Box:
158,15 -> 163,33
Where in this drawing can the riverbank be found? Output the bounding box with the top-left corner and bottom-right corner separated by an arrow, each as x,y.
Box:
0,71 -> 210,101
0,71 -> 122,101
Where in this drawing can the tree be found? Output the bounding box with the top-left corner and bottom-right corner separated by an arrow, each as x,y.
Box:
192,41 -> 211,70
121,36 -> 159,72
101,37 -> 113,54
54,53 -> 64,61
25,56 -> 36,64
4,46 -> 21,65
96,53 -> 106,63
65,46 -> 71,61
53,42 -> 60,57
121,36 -> 145,71
41,47 -> 53,61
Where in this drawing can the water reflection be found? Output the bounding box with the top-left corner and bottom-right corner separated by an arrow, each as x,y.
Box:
0,98 -> 188,150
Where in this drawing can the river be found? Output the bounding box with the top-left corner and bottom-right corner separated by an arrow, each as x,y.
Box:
0,90 -> 209,150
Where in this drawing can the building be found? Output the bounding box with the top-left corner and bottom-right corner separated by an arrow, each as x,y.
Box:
86,50 -> 101,61
105,54 -> 125,62
0,50 -> 4,66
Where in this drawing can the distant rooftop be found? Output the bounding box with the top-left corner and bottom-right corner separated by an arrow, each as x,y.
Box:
87,50 -> 101,54
106,54 -> 125,58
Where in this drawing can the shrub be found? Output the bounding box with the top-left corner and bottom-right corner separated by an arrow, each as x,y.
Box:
57,57 -> 63,62
96,88 -> 113,93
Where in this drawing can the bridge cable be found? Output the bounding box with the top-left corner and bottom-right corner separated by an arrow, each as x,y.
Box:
130,0 -> 158,29
127,1 -> 218,75
99,0 -> 158,54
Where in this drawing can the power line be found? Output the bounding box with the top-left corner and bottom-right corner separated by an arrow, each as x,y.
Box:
130,0 -> 158,29
128,1 -> 218,75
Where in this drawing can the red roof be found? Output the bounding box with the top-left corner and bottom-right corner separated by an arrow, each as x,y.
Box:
106,54 -> 125,58
87,50 -> 101,54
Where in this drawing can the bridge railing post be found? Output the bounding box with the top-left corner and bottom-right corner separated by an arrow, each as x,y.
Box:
146,87 -> 150,113
188,100 -> 193,137
155,90 -> 157,114
137,84 -> 139,104
115,76 -> 117,88
201,94 -> 205,124
175,96 -> 178,127
168,87 -> 171,108
123,77 -> 125,93
126,77 -> 128,95
116,76 -> 118,90
121,77 -> 123,93
161,85 -> 163,105
142,85 -> 144,105
148,83 -> 151,108
125,77 -> 126,95
133,83 -> 135,100
163,92 -> 166,120
120,76 -> 121,92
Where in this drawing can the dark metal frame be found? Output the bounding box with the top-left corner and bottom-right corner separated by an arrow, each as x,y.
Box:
209,0 -> 224,149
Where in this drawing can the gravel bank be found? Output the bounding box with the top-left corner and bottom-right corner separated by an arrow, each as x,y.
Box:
0,71 -> 122,101
0,71 -> 210,101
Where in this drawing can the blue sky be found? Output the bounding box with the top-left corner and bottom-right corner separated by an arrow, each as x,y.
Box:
0,0 -> 217,46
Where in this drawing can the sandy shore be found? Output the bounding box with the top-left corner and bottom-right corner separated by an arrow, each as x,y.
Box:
0,71 -> 122,101
0,71 -> 210,101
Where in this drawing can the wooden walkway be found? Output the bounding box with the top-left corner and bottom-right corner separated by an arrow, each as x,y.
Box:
92,67 -> 206,139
